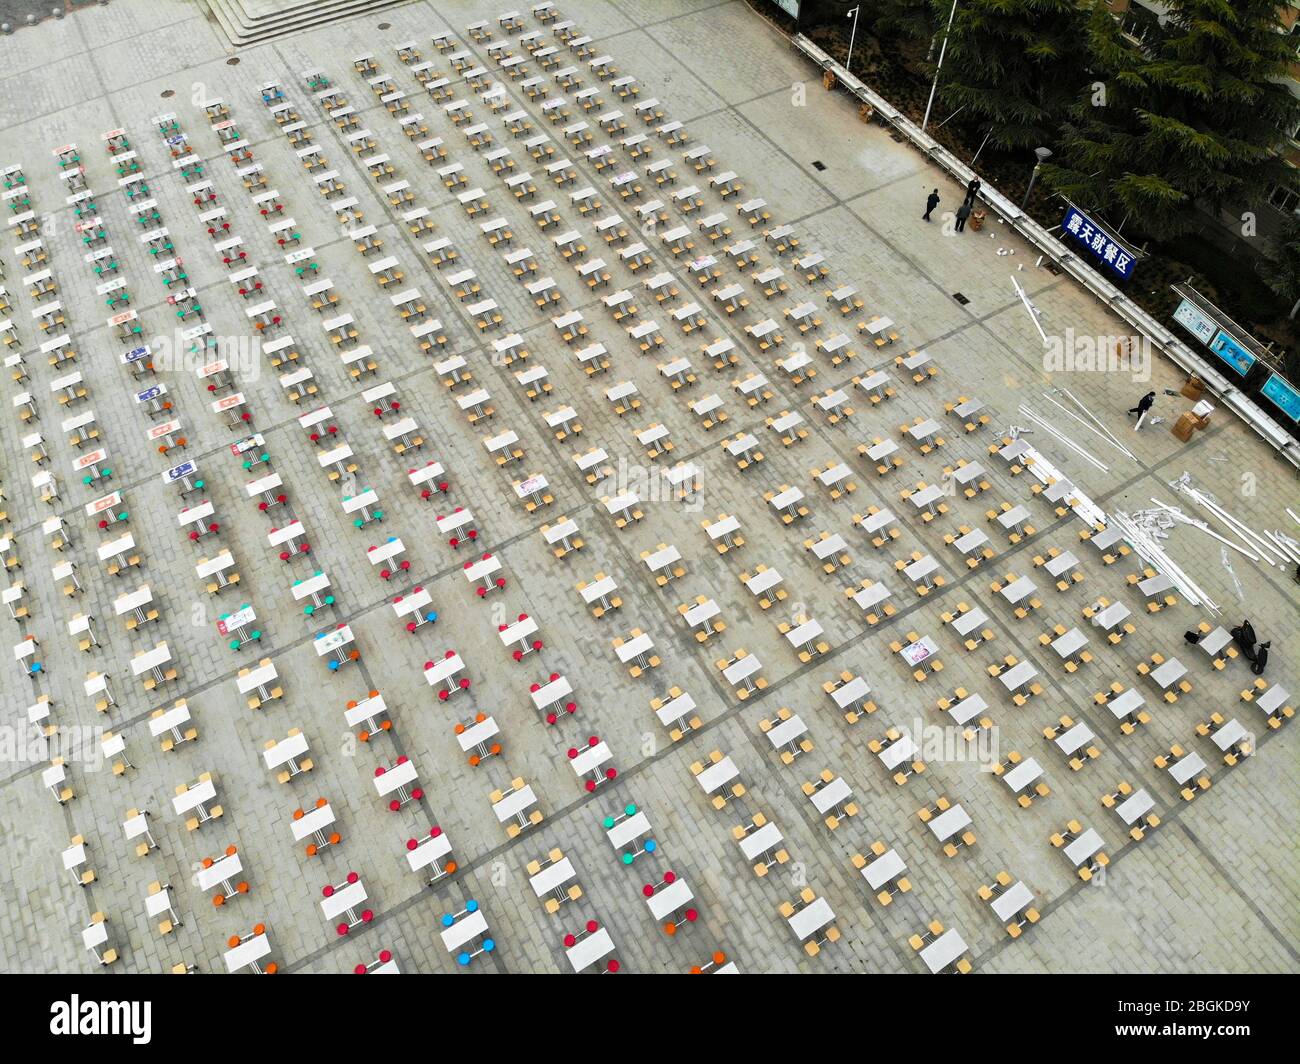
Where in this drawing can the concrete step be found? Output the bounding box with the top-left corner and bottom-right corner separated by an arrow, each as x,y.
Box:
204,0 -> 412,48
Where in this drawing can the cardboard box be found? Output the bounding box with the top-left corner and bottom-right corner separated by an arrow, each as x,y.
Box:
1171,413 -> 1196,442
1181,376 -> 1204,401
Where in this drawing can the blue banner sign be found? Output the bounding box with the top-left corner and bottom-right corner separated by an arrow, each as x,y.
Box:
1062,206 -> 1136,279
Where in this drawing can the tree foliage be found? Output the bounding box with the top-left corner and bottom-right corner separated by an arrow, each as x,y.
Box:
931,0 -> 1088,149
1043,0 -> 1300,241
1258,211 -> 1300,311
869,0 -> 938,43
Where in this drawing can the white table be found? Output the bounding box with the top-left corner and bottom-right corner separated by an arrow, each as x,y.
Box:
787,897 -> 834,942
1001,757 -> 1043,794
920,929 -> 968,973
566,926 -> 615,972
1064,829 -> 1105,868
861,849 -> 906,891
927,804 -> 971,843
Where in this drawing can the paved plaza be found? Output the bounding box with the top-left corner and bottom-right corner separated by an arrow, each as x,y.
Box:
0,0 -> 1297,975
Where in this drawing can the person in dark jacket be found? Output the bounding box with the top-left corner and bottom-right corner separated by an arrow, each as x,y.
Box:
955,202 -> 971,232
1230,620 -> 1257,660
1128,391 -> 1156,418
923,189 -> 940,221
963,177 -> 981,206
1251,641 -> 1270,675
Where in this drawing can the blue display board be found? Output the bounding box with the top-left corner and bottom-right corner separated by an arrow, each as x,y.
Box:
1062,206 -> 1136,279
1207,330 -> 1256,377
1260,373 -> 1300,423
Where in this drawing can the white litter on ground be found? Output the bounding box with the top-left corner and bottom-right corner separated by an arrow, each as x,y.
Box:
1221,546 -> 1245,602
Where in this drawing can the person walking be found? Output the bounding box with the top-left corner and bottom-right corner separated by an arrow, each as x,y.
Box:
922,188 -> 940,222
1128,391 -> 1156,418
963,177 -> 981,206
955,201 -> 971,232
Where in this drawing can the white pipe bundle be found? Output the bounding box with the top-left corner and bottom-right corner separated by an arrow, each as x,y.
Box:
1147,499 -> 1261,562
1016,404 -> 1109,473
1169,476 -> 1288,568
1109,509 -> 1219,613
1054,387 -> 1137,462
1266,531 -> 1300,565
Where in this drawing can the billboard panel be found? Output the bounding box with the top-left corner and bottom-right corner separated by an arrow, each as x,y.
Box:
1172,298 -> 1216,345
1207,330 -> 1256,377
1260,373 -> 1300,423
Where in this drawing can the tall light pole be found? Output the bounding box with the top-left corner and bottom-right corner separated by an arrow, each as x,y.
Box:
845,7 -> 860,74
921,0 -> 959,133
1021,146 -> 1053,208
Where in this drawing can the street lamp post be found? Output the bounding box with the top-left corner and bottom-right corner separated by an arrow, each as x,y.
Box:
845,7 -> 860,74
921,0 -> 960,134
1021,146 -> 1053,209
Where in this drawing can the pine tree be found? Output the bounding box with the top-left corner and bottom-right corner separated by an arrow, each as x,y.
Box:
1258,212 -> 1300,318
870,0 -> 937,44
1044,0 -> 1300,241
930,0 -> 1088,150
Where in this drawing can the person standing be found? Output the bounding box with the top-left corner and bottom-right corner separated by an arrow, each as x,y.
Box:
1252,641 -> 1270,676
955,201 -> 971,232
1230,620 -> 1257,661
963,177 -> 981,206
922,188 -> 940,222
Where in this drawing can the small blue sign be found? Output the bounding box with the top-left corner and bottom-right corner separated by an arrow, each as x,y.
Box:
1260,373 -> 1300,423
1062,206 -> 1136,280
1207,330 -> 1255,377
